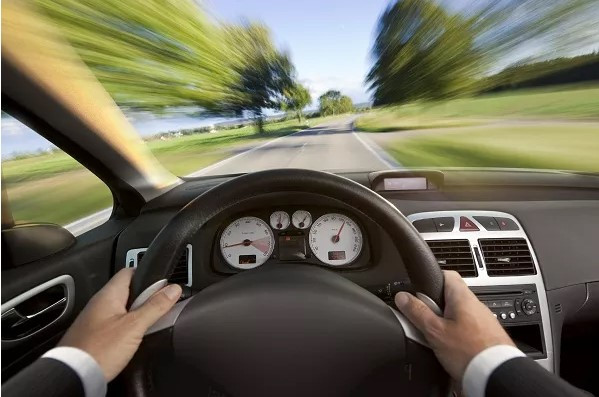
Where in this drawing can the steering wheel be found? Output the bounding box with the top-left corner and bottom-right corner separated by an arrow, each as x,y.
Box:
123,169 -> 450,397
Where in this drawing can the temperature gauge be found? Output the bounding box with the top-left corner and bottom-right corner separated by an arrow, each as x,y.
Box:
292,210 -> 312,229
270,211 -> 290,230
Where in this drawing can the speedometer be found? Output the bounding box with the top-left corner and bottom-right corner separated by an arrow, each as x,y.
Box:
220,216 -> 274,269
309,213 -> 363,266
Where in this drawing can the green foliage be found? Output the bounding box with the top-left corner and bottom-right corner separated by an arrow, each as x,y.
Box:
280,83 -> 311,122
367,0 -> 597,106
35,0 -> 295,123
218,23 -> 295,132
318,90 -> 354,116
485,53 -> 599,92
367,0 -> 480,105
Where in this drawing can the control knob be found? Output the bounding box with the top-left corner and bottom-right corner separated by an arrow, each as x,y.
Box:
521,298 -> 538,315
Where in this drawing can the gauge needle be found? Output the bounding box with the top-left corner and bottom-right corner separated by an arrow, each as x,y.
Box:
224,239 -> 252,248
223,237 -> 271,255
331,221 -> 346,243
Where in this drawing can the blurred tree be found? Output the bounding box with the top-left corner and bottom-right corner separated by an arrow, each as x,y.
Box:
338,96 -> 355,114
35,0 -> 237,110
280,83 -> 311,122
318,90 -> 354,116
368,0 -> 596,106
34,0 -> 296,131
220,23 -> 295,132
367,0 -> 480,106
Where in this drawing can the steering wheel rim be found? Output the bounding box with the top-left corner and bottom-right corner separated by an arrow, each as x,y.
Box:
124,169 -> 449,396
127,168 -> 444,311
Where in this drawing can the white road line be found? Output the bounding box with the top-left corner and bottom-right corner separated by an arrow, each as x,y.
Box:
351,131 -> 398,169
64,208 -> 113,235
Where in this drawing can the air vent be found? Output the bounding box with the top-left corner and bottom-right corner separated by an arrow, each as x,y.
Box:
427,240 -> 477,277
134,245 -> 191,286
554,303 -> 562,314
479,239 -> 536,276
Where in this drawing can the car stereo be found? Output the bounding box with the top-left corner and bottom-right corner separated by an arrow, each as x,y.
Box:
367,282 -> 547,359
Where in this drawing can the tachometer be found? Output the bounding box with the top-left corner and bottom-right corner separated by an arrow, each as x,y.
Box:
309,213 -> 362,266
220,216 -> 275,269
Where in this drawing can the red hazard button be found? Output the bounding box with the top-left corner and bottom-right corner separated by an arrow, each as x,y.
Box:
460,216 -> 479,231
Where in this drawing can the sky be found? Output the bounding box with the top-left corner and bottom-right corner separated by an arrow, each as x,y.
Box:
205,0 -> 599,102
204,0 -> 390,103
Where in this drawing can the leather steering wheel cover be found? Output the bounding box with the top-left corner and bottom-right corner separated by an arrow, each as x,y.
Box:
127,168 -> 444,309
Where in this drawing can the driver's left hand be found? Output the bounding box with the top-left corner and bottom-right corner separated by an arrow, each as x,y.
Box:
59,268 -> 182,381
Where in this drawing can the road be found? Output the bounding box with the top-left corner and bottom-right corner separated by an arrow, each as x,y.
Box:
66,116 -> 398,235
189,116 -> 398,177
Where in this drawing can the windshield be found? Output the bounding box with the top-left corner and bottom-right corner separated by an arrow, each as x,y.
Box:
2,0 -> 599,177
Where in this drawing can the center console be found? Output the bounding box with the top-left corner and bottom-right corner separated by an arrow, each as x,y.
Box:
370,210 -> 554,371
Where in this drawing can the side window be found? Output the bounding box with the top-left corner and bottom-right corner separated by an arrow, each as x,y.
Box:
1,114 -> 113,234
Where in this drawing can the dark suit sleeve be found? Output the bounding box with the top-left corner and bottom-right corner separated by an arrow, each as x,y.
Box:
2,357 -> 84,397
486,357 -> 593,397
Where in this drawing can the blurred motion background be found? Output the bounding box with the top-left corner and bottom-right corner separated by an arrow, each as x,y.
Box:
2,0 -> 598,226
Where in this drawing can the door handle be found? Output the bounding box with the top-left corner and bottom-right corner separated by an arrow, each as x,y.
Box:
1,275 -> 74,343
2,297 -> 67,327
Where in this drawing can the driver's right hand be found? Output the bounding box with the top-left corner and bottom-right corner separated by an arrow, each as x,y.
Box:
394,270 -> 514,382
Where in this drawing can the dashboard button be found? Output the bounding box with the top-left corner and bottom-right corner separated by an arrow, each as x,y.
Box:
459,216 -> 479,231
433,217 -> 454,232
509,312 -> 516,319
495,217 -> 519,231
412,219 -> 436,233
474,216 -> 500,231
500,312 -> 507,320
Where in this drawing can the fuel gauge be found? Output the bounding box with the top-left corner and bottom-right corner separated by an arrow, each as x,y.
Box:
270,211 -> 290,230
292,210 -> 312,229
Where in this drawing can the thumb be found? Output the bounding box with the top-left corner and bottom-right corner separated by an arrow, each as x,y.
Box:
395,292 -> 444,338
129,284 -> 182,331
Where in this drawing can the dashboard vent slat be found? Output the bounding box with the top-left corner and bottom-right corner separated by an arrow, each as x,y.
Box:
479,238 -> 536,276
136,247 -> 190,285
427,240 -> 477,278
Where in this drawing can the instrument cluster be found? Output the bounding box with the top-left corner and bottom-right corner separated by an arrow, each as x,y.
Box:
217,208 -> 368,271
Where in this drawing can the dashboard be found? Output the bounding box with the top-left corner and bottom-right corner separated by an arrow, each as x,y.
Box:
116,168 -> 599,377
215,208 -> 369,271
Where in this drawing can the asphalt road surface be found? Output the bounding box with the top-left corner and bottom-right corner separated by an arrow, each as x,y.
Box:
66,116 -> 398,235
190,116 -> 398,177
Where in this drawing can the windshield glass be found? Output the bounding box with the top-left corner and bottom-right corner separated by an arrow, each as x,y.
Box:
3,0 -> 598,180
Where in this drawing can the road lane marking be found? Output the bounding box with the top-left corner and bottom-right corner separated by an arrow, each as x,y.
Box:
351,131 -> 401,169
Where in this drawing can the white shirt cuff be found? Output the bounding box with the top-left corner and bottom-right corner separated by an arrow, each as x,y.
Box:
462,344 -> 526,397
43,346 -> 107,397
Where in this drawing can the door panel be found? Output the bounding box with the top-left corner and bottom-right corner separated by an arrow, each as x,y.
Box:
1,220 -> 129,379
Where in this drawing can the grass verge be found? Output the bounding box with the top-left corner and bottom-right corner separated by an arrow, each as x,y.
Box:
356,85 -> 599,133
383,125 -> 599,172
